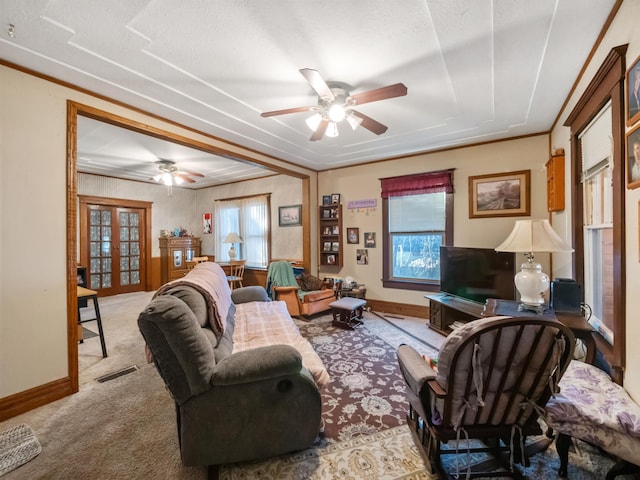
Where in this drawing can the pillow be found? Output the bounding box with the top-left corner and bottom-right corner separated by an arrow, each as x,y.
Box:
298,272 -> 324,291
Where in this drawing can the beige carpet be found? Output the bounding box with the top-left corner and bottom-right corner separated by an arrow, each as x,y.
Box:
0,293 -> 619,479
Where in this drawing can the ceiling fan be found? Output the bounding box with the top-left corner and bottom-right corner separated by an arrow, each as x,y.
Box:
152,159 -> 204,186
261,68 -> 408,141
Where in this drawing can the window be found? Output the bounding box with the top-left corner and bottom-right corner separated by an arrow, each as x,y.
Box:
579,102 -> 614,343
381,170 -> 454,290
214,195 -> 270,267
564,45 -> 626,383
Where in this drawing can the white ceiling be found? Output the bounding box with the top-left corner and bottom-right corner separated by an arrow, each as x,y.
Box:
0,0 -> 617,187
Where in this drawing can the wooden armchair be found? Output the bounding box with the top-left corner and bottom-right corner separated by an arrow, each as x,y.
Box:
266,261 -> 335,317
397,316 -> 575,479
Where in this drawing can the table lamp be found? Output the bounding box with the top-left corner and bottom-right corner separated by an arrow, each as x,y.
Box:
223,232 -> 243,260
495,219 -> 573,313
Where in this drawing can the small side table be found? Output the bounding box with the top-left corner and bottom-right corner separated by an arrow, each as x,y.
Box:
77,286 -> 108,358
337,286 -> 366,300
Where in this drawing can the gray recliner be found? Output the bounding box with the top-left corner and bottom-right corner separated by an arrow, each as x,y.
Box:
137,285 -> 322,467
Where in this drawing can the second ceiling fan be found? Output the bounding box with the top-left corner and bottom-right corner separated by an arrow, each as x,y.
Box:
261,68 -> 408,141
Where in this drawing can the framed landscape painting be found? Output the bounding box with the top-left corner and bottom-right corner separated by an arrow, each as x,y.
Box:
468,170 -> 531,218
278,204 -> 302,226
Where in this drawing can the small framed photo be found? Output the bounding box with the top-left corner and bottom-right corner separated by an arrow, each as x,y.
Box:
356,249 -> 368,265
347,227 -> 359,244
626,54 -> 640,126
278,204 -> 302,227
332,225 -> 339,235
468,170 -> 531,218
322,195 -> 332,205
331,241 -> 340,252
327,254 -> 336,265
331,193 -> 340,205
626,123 -> 640,189
202,213 -> 212,234
323,241 -> 331,252
323,226 -> 332,235
322,209 -> 331,219
364,232 -> 376,248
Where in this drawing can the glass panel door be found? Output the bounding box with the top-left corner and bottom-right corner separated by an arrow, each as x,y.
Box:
83,204 -> 146,296
89,207 -> 113,290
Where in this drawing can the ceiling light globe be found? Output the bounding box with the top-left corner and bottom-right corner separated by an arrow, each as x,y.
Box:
305,113 -> 322,131
328,104 -> 346,123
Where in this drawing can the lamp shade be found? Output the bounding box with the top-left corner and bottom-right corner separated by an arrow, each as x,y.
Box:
495,219 -> 573,254
223,232 -> 243,244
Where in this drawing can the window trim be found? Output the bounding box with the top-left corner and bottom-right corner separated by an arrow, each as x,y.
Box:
564,44 -> 627,383
382,190 -> 454,291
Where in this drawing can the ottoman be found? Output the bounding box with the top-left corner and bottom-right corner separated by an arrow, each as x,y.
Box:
330,297 -> 367,330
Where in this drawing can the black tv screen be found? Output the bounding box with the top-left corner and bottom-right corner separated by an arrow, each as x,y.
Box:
440,246 -> 516,304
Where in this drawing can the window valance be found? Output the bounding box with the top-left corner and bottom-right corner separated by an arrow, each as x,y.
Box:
380,169 -> 454,198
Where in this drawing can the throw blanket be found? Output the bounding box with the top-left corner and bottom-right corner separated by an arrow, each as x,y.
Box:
233,300 -> 330,389
266,261 -> 298,299
155,262 -> 231,339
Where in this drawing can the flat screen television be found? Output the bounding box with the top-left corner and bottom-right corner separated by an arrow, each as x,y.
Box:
440,246 -> 516,304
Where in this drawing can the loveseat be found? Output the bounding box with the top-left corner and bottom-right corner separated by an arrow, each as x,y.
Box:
138,262 -> 329,467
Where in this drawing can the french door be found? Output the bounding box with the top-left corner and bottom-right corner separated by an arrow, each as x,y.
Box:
79,196 -> 152,296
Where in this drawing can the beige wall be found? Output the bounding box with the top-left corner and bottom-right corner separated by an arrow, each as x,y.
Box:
550,0 -> 640,400
318,134 -> 551,307
0,64 -> 313,398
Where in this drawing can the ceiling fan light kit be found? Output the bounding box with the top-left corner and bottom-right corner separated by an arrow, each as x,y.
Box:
261,68 -> 407,141
152,159 -> 204,195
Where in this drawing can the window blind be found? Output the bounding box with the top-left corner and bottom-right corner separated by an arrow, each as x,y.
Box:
579,100 -> 612,177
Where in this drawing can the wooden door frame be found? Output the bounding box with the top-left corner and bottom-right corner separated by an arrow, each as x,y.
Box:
78,195 -> 153,295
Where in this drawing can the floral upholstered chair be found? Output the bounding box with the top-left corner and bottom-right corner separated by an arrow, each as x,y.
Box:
546,360 -> 640,479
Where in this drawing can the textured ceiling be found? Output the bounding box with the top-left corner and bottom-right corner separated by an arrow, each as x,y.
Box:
0,0 -> 617,186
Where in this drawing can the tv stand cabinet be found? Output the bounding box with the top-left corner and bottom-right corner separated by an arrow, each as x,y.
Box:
425,293 -> 485,335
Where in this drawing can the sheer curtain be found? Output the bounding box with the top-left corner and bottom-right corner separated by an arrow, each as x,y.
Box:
214,195 -> 269,267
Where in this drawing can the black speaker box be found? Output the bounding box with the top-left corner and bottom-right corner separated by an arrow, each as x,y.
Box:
550,278 -> 582,314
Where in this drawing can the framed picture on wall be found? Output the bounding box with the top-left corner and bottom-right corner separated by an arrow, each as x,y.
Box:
347,227 -> 359,244
626,122 -> 640,189
468,170 -> 531,218
626,54 -> 640,126
278,204 -> 302,226
202,212 -> 212,234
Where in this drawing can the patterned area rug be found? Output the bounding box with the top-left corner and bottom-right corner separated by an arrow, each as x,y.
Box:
296,314 -> 437,443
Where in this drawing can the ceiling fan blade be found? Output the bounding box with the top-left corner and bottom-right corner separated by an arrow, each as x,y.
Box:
350,111 -> 388,135
176,174 -> 196,183
261,106 -> 315,117
349,83 -> 408,106
300,68 -> 334,101
310,119 -> 329,141
177,169 -> 204,178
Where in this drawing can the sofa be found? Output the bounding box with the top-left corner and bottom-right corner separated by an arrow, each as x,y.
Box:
266,260 -> 335,317
137,262 -> 329,467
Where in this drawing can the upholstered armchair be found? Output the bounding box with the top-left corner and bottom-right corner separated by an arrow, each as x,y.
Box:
266,261 -> 335,317
397,316 -> 575,479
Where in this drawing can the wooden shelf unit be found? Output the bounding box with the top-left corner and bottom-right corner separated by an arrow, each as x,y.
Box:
546,153 -> 565,212
319,203 -> 343,267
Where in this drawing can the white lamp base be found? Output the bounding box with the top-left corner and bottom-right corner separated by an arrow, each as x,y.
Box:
228,245 -> 237,261
515,261 -> 550,314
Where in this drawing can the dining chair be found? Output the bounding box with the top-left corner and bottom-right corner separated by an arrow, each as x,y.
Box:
227,259 -> 246,290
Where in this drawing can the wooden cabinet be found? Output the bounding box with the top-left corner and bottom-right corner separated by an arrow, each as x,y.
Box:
546,153 -> 565,211
425,294 -> 484,335
159,237 -> 201,284
319,204 -> 343,267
